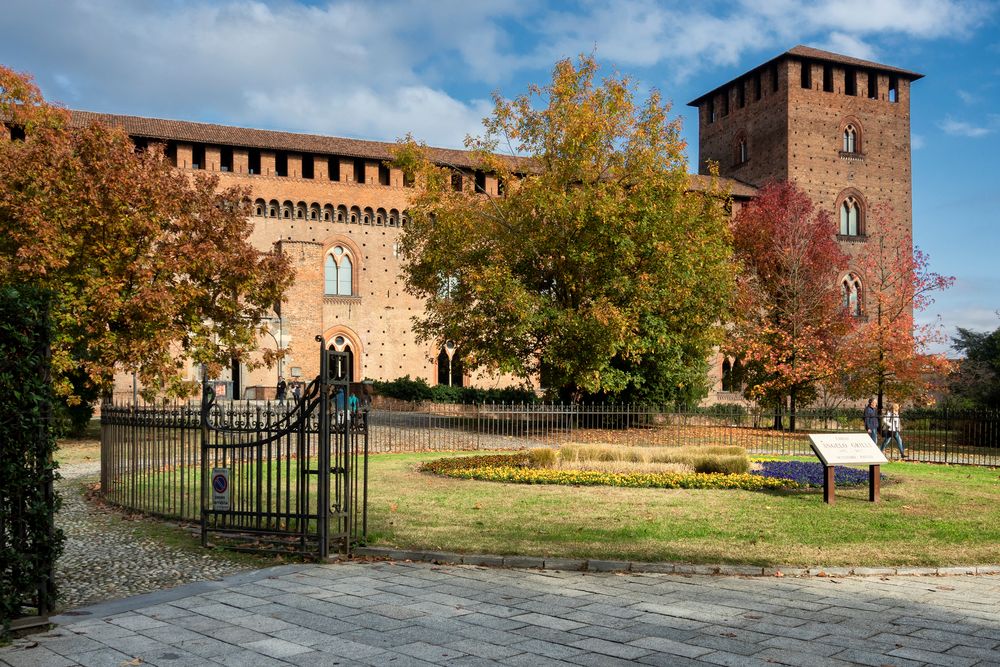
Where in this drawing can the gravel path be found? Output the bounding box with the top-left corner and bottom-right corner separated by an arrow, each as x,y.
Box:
55,462 -> 253,611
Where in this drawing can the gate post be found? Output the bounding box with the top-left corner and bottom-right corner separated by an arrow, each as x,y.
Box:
316,336 -> 331,559
199,375 -> 210,548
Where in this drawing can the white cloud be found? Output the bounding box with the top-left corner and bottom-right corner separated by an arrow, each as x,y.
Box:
0,0 -> 996,147
958,89 -> 977,104
243,85 -> 492,148
806,0 -> 989,39
815,32 -> 879,61
939,116 -> 993,137
0,0 -> 519,147
912,133 -> 926,149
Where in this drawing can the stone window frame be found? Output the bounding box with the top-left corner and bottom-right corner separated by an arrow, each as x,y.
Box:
841,271 -> 864,317
732,130 -> 749,167
322,235 -> 363,298
840,116 -> 864,155
835,188 -> 867,238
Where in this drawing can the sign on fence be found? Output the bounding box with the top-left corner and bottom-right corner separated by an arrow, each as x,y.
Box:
211,468 -> 230,511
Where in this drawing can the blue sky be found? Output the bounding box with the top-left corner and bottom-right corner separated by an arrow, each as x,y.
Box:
1,0 -> 997,350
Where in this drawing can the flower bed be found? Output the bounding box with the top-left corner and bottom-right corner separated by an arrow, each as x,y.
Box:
420,453 -> 796,491
755,460 -> 885,487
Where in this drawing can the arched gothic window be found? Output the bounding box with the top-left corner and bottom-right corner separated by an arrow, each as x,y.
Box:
840,197 -> 861,236
324,246 -> 354,296
721,358 -> 744,392
738,138 -> 748,164
843,124 -> 857,153
842,273 -> 863,317
437,344 -> 464,387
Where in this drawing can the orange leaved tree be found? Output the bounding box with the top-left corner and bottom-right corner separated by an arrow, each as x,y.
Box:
842,204 -> 953,410
0,66 -> 291,428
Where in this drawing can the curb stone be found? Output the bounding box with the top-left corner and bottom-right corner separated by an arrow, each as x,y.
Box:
351,547 -> 1000,578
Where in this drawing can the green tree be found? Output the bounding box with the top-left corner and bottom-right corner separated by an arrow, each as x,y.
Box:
949,319 -> 1000,409
0,66 -> 292,427
394,55 -> 736,402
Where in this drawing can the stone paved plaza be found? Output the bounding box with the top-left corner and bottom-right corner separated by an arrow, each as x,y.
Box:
2,561 -> 998,667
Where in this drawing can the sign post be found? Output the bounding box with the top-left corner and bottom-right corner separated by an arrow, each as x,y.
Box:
808,434 -> 887,505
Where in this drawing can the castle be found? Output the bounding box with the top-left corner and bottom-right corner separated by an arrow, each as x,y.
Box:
96,45 -> 919,401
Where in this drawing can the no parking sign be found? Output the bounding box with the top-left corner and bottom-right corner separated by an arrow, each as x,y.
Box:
211,468 -> 230,511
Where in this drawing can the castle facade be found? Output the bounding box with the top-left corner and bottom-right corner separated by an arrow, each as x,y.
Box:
95,45 -> 918,401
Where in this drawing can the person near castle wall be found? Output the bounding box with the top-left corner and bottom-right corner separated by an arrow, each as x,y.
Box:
276,377 -> 287,402
881,403 -> 905,459
863,398 -> 879,443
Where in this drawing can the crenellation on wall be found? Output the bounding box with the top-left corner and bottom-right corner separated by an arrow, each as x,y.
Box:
204,145 -> 221,172
260,151 -> 276,177
175,143 -> 192,169
287,153 -> 302,179
233,148 -> 249,174
314,155 -> 329,181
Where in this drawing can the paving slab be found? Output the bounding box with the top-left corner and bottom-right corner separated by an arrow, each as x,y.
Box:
3,561 -> 999,666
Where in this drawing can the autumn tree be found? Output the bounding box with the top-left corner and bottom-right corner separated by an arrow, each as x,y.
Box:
0,66 -> 292,426
841,204 -> 953,409
728,181 -> 852,429
394,55 -> 736,403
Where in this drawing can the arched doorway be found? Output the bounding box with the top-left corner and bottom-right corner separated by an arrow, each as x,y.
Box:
328,334 -> 355,382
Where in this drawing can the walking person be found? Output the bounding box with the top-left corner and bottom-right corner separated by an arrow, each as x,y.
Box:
863,397 -> 879,443
881,402 -> 905,460
276,376 -> 287,402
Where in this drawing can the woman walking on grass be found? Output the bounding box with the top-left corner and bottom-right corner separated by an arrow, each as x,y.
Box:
881,402 -> 905,460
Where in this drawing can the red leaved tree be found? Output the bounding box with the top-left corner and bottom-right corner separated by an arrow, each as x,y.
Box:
728,181 -> 853,430
841,204 -> 953,409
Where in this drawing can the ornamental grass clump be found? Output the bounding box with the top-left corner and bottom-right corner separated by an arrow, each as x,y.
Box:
558,443 -> 749,474
528,447 -> 557,469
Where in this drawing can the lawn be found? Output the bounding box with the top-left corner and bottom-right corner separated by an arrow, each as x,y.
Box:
61,433 -> 1000,568
365,451 -> 1000,567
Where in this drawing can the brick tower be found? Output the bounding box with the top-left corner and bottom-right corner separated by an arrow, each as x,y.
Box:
690,44 -> 921,247
688,45 -> 922,399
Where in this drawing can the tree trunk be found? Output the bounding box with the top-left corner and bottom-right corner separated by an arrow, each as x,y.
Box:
772,403 -> 784,431
789,387 -> 797,432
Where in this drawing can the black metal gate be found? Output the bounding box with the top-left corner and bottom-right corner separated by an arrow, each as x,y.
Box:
200,339 -> 368,558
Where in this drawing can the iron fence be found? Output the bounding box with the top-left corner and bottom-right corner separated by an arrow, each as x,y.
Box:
101,401 -> 999,522
368,403 -> 1000,465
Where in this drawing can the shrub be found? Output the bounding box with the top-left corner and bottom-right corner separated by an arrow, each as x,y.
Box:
691,455 -> 750,475
371,375 -> 433,402
528,448 -> 558,469
373,376 -> 539,405
429,384 -> 465,403
687,404 -> 749,418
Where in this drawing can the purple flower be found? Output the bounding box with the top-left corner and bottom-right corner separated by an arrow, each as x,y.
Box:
756,460 -> 882,487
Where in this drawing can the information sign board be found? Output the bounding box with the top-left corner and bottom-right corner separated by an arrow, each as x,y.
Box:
808,433 -> 888,466
211,468 -> 231,511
